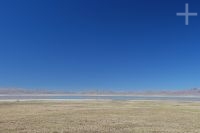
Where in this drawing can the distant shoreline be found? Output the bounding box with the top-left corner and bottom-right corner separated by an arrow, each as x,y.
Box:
0,99 -> 99,102
1,95 -> 200,102
0,94 -> 200,97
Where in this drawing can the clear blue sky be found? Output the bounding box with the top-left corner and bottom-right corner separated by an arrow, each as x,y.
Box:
0,0 -> 200,91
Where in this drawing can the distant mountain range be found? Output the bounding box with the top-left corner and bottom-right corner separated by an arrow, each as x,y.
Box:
1,88 -> 200,96
0,88 -> 53,94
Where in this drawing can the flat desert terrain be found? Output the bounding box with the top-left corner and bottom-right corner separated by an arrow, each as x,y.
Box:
0,100 -> 200,133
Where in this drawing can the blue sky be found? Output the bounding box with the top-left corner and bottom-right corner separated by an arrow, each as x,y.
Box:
0,0 -> 200,91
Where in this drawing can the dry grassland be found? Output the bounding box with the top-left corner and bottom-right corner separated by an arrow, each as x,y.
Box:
0,100 -> 200,133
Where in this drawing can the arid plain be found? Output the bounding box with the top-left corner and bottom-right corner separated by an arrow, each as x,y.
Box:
0,100 -> 200,133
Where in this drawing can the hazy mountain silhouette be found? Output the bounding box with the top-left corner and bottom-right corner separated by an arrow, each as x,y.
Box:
0,88 -> 200,96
